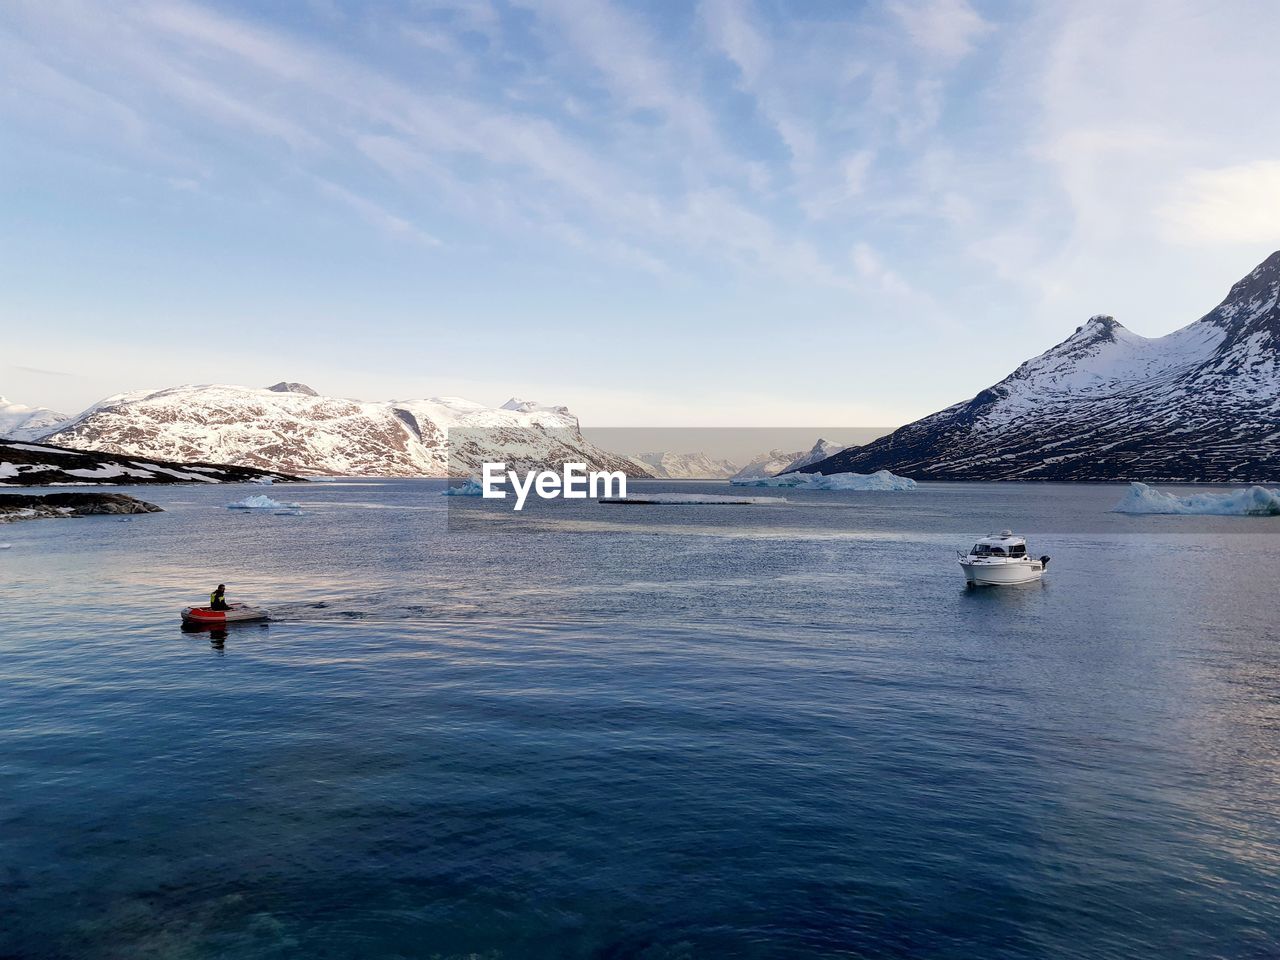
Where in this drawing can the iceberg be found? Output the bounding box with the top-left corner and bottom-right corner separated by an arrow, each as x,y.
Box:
732,469 -> 917,491
1112,482 -> 1280,516
226,494 -> 301,510
442,478 -> 485,497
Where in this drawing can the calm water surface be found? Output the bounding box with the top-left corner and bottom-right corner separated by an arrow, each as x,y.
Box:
2,480 -> 1279,959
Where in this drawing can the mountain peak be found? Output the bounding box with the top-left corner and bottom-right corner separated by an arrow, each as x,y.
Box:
1197,250 -> 1280,342
1072,314 -> 1125,340
1252,250 -> 1280,276
0,397 -> 69,441
806,252 -> 1280,482
266,382 -> 318,396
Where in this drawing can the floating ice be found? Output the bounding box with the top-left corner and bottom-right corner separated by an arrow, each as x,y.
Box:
601,493 -> 785,505
732,469 -> 917,491
226,494 -> 300,510
442,478 -> 485,497
251,476 -> 275,485
1113,482 -> 1280,516
274,509 -> 304,516
0,543 -> 11,549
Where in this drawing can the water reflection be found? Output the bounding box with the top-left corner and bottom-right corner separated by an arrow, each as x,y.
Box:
180,620 -> 270,649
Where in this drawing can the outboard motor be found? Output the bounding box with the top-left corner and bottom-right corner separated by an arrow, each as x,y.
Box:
1039,555 -> 1051,569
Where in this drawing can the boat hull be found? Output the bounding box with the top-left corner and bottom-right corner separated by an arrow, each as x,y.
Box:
180,603 -> 269,625
960,560 -> 1044,586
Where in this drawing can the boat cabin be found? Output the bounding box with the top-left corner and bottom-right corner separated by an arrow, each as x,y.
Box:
968,531 -> 1027,559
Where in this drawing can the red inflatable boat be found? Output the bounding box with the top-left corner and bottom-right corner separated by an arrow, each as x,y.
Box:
180,603 -> 270,625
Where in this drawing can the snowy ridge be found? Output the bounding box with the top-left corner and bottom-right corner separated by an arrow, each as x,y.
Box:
729,448 -> 805,481
40,383 -> 641,478
1,439 -> 295,486
628,451 -> 740,479
807,251 -> 1280,482
0,397 -> 67,441
779,439 -> 849,474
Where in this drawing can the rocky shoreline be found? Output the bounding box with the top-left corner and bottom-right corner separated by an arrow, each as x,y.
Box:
0,492 -> 163,523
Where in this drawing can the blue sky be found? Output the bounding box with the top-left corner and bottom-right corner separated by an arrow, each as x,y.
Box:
2,0 -> 1278,425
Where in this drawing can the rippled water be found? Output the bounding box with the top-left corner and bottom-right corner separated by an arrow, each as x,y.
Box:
2,480 -> 1279,959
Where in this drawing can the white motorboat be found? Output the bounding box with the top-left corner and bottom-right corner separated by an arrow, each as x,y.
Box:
958,531 -> 1049,586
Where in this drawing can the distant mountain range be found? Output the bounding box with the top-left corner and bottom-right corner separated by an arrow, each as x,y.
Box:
15,251 -> 1275,484
628,451 -> 740,479
805,251 -> 1280,482
729,448 -> 804,481
781,439 -> 849,473
24,383 -> 641,478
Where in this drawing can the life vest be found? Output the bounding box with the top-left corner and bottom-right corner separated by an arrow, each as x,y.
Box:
211,590 -> 225,606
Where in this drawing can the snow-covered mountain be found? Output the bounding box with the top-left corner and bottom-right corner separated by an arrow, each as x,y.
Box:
730,448 -> 804,481
805,251 -> 1280,482
629,451 -> 740,479
39,383 -> 644,478
0,397 -> 66,441
780,439 -> 849,474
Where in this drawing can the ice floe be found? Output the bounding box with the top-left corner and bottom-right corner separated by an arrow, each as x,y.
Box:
1112,482 -> 1280,516
441,478 -> 485,496
601,493 -> 785,505
226,494 -> 301,511
731,470 -> 917,491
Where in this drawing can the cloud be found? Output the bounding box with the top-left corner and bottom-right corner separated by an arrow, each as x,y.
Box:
701,0 -> 768,84
851,242 -> 914,298
313,178 -> 444,246
4,0 -> 1277,340
9,364 -> 79,378
888,0 -> 991,62
512,0 -> 720,152
1159,162 -> 1280,245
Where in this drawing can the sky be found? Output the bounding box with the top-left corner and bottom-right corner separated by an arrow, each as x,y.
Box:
2,0 -> 1278,426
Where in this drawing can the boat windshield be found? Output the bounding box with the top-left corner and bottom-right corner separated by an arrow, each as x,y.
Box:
971,544 -> 1007,557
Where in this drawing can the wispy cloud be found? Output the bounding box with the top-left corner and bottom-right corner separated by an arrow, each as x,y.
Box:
1160,162 -> 1280,245
9,364 -> 79,378
313,178 -> 444,246
889,0 -> 991,62
3,0 -> 1279,425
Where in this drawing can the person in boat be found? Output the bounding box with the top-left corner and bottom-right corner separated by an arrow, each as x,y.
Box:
210,584 -> 230,611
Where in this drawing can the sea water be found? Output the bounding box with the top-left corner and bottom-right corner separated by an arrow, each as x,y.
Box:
2,480 -> 1278,959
